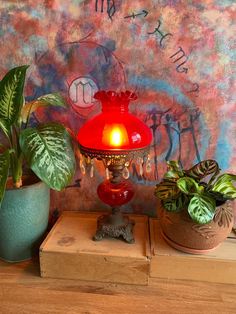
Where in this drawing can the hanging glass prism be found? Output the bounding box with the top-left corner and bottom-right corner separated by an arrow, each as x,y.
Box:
80,158 -> 86,175
122,166 -> 130,179
137,157 -> 143,176
105,167 -> 110,179
146,155 -> 152,173
90,160 -> 94,178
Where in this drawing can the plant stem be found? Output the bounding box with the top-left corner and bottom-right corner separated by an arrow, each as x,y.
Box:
10,125 -> 23,188
14,154 -> 23,188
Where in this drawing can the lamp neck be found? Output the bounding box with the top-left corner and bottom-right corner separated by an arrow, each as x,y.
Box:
101,101 -> 129,114
108,164 -> 124,184
94,90 -> 137,114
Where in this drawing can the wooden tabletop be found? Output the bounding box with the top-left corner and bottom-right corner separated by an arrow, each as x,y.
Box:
0,259 -> 236,314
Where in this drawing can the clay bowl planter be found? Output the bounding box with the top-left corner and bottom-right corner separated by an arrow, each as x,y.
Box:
158,201 -> 234,254
0,176 -> 50,262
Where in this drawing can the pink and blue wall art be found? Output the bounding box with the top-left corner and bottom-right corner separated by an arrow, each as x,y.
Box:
0,0 -> 235,215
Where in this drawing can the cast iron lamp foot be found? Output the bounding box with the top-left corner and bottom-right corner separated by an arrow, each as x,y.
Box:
93,210 -> 135,244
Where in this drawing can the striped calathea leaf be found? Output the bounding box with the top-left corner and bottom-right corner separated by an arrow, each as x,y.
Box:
184,159 -> 219,182
164,160 -> 184,179
211,174 -> 236,199
155,180 -> 181,200
0,150 -> 10,203
163,193 -> 188,212
0,65 -> 28,126
177,177 -> 203,195
19,123 -> 76,191
188,194 -> 216,224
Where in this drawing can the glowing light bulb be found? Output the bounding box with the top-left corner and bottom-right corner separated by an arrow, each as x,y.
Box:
102,123 -> 129,148
110,128 -> 122,146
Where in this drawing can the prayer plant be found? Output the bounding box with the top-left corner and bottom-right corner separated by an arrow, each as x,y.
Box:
0,65 -> 75,202
155,160 -> 236,224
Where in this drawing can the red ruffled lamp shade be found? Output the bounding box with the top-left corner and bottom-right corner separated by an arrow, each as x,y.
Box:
77,91 -> 152,152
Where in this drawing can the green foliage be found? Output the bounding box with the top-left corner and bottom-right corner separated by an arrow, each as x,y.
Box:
155,180 -> 180,200
0,66 -> 28,124
212,174 -> 236,199
164,160 -> 184,179
21,93 -> 66,123
177,177 -> 203,195
155,160 -> 236,224
188,194 -> 215,224
0,119 -> 10,140
0,151 -> 10,204
163,193 -> 188,212
20,123 -> 75,191
184,159 -> 219,181
0,65 -> 76,203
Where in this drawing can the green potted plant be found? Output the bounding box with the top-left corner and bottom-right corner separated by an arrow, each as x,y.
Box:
0,65 -> 76,262
155,160 -> 236,254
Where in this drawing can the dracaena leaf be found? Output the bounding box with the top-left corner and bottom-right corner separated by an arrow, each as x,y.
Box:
21,93 -> 66,123
0,65 -> 28,124
0,150 -> 10,204
177,177 -> 202,195
188,194 -> 215,224
0,118 -> 10,140
155,180 -> 180,200
19,123 -> 76,191
212,174 -> 236,199
185,159 -> 219,181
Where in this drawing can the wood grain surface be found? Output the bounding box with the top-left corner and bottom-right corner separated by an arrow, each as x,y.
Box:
0,259 -> 236,314
40,212 -> 150,285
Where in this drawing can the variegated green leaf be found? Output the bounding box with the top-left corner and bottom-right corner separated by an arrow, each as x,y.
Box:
177,177 -> 202,195
163,193 -> 188,212
19,123 -> 76,191
185,159 -> 219,181
21,93 -> 66,123
155,180 -> 180,200
0,150 -> 10,204
0,118 -> 10,140
0,65 -> 28,124
212,174 -> 236,199
188,194 -> 216,224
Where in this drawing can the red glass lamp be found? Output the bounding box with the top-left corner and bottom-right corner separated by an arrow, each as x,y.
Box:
77,90 -> 152,243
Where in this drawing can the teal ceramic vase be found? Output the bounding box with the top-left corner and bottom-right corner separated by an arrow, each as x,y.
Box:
0,179 -> 50,262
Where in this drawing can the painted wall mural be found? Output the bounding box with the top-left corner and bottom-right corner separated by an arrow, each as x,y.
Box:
0,0 -> 235,216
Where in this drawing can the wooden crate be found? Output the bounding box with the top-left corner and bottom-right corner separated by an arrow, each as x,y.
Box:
40,212 -> 151,285
149,218 -> 236,284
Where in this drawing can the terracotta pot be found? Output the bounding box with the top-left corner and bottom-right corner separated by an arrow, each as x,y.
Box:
158,201 -> 234,254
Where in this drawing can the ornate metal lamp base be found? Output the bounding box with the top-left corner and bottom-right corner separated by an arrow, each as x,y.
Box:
93,214 -> 135,244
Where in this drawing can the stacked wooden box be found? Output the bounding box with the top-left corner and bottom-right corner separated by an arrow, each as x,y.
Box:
40,212 -> 236,285
40,212 -> 150,285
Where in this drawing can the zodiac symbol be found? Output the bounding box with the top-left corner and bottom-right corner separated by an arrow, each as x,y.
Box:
148,20 -> 173,48
170,47 -> 189,73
